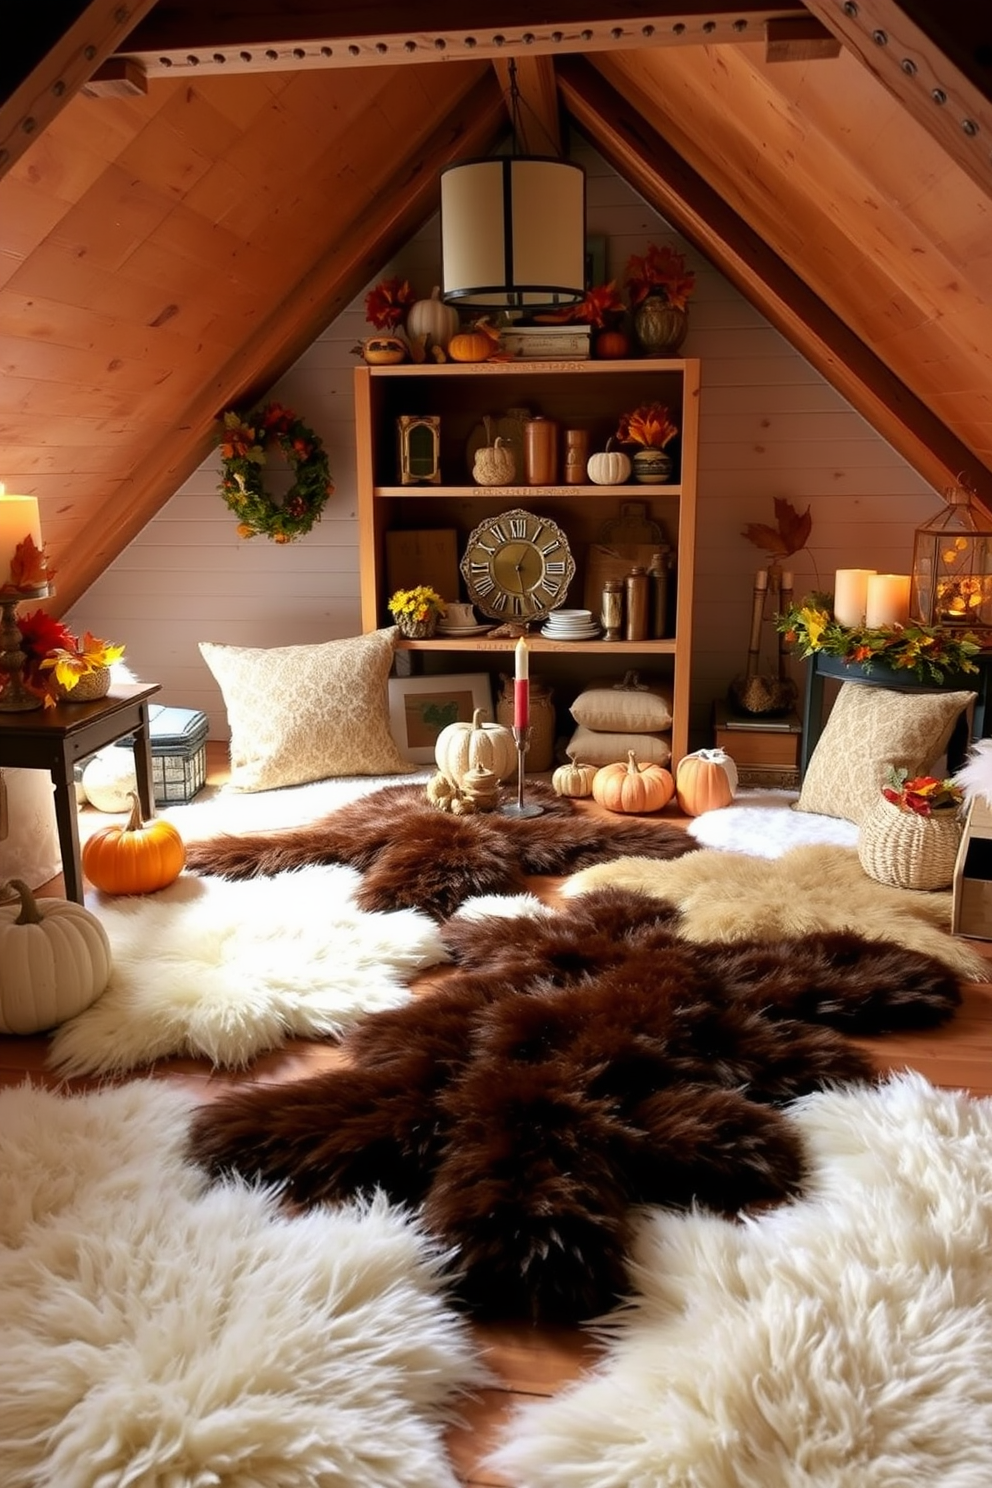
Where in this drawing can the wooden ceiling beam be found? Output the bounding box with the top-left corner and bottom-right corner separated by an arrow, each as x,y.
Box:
56,69 -> 506,611
0,0 -> 158,180
491,56 -> 562,155
803,0 -> 992,199
555,53 -> 992,508
103,2 -> 810,79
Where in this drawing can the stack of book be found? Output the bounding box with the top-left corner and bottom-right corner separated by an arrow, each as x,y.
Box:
713,700 -> 803,790
500,325 -> 591,360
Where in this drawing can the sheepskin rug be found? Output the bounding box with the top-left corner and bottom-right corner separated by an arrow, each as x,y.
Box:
488,1073 -> 992,1488
0,1080 -> 486,1488
188,888 -> 963,1325
563,842 -> 988,981
47,863 -> 446,1076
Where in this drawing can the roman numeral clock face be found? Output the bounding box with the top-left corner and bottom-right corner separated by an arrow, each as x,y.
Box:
460,508 -> 576,621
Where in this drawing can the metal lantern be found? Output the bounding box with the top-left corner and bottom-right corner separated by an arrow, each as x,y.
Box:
910,481 -> 992,630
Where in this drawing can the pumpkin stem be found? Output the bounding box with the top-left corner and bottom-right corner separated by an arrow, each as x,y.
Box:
626,749 -> 641,774
471,708 -> 486,729
2,877 -> 43,926
125,790 -> 145,833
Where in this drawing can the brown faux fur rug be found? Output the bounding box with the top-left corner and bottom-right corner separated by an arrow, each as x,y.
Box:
188,888 -> 962,1325
183,781 -> 697,918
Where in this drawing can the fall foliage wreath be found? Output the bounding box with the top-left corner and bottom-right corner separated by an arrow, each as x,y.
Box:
218,403 -> 333,542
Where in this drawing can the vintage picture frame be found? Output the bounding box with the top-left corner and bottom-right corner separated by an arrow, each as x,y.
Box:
387,673 -> 493,763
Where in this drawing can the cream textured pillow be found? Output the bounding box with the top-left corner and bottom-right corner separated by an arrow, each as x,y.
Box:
566,725 -> 672,768
200,628 -> 415,791
570,676 -> 673,734
797,683 -> 976,824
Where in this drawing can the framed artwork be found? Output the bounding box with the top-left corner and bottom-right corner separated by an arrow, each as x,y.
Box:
387,673 -> 492,763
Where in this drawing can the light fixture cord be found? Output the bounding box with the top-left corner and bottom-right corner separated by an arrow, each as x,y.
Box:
506,57 -> 562,158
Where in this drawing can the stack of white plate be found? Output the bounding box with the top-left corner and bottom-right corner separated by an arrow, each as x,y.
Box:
540,608 -> 600,639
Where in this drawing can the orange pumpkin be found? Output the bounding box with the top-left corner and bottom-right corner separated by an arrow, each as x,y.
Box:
594,329 -> 630,360
448,331 -> 493,363
592,750 -> 675,814
675,748 -> 738,817
82,791 -> 186,895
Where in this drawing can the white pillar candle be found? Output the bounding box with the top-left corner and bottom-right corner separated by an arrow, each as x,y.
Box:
0,486 -> 42,587
865,573 -> 911,629
833,569 -> 876,628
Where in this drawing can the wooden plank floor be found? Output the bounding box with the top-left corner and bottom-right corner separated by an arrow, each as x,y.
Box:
3,747 -> 991,1486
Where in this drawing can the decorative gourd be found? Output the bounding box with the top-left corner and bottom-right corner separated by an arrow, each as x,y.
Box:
675,748 -> 739,817
406,286 -> 459,352
552,760 -> 598,799
592,750 -> 675,814
81,791 -> 186,895
473,433 -> 516,486
0,878 -> 111,1034
587,438 -> 632,487
434,708 -> 516,786
461,762 -> 501,811
360,335 -> 407,365
594,329 -> 630,360
448,330 -> 493,364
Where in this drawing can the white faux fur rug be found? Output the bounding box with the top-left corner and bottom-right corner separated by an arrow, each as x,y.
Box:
0,1080 -> 486,1488
687,788 -> 859,857
49,864 -> 447,1076
489,1073 -> 992,1487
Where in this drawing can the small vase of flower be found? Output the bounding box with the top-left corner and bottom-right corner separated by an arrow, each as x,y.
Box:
388,586 -> 446,639
4,609 -> 125,708
615,403 -> 679,484
625,244 -> 695,356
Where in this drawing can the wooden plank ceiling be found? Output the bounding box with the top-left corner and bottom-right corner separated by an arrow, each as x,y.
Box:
1,2 -> 990,610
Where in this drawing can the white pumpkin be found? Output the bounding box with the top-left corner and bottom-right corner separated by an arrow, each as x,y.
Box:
0,878 -> 112,1034
587,438 -> 632,486
406,286 -> 460,352
82,746 -> 138,812
434,708 -> 517,786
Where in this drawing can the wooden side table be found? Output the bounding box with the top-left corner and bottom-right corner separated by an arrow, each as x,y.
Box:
0,682 -> 160,903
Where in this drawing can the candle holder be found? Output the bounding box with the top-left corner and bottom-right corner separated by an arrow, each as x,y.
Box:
0,583 -> 50,713
499,726 -> 545,818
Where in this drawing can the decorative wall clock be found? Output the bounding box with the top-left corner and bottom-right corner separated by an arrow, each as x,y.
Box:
460,508 -> 575,620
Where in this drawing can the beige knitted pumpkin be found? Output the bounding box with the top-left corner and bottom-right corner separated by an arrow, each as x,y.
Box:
472,431 -> 516,486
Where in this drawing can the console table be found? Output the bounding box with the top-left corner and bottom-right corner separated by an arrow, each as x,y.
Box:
0,682 -> 160,903
800,653 -> 992,777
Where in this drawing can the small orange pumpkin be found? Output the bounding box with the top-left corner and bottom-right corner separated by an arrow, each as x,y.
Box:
675,748 -> 738,817
592,750 -> 675,814
82,791 -> 186,895
448,331 -> 493,363
594,329 -> 630,360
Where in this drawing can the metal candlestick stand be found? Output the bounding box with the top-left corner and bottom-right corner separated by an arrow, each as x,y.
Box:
0,583 -> 51,712
499,725 -> 545,817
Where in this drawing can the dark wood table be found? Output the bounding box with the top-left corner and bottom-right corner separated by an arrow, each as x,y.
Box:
0,682 -> 160,902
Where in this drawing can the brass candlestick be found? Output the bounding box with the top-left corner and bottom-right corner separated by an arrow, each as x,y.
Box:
0,583 -> 50,712
499,726 -> 545,818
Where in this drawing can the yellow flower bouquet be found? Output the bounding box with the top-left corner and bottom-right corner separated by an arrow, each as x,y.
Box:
388,586 -> 447,639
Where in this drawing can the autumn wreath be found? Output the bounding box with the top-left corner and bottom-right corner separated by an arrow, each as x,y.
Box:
217,403 -> 333,542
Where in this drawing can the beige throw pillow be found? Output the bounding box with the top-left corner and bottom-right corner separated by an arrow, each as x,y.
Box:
796,683 -> 976,824
199,628 -> 415,791
570,677 -> 673,734
566,725 -> 672,768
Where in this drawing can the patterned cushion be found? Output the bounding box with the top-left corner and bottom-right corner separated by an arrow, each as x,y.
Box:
796,683 -> 976,824
570,677 -> 673,734
566,725 -> 672,768
199,628 -> 415,791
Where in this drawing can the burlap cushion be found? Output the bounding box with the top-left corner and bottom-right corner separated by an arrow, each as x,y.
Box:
796,683 -> 976,824
566,725 -> 672,768
199,628 -> 415,791
570,677 -> 673,733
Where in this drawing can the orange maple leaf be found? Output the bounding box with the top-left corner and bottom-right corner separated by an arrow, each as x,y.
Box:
742,498 -> 812,558
8,534 -> 52,590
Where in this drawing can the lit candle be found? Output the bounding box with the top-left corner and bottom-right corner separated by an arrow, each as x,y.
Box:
833,569 -> 877,628
865,573 -> 911,629
514,636 -> 530,729
0,484 -> 42,587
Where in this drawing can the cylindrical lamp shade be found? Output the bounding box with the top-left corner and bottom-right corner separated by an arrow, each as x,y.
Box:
440,157 -> 586,310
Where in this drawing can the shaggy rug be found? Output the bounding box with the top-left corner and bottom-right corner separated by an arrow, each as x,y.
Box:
48,864 -> 446,1076
688,791 -> 859,855
0,1080 -> 486,1488
188,888 -> 963,1326
563,842 -> 988,981
487,1073 -> 992,1488
183,780 -> 697,918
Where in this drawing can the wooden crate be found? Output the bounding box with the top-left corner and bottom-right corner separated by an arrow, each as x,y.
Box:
713,701 -> 802,788
952,797 -> 992,940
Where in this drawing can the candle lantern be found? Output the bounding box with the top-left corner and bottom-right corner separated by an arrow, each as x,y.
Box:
910,481 -> 992,630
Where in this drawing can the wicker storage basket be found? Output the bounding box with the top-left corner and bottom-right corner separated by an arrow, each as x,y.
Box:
857,794 -> 963,891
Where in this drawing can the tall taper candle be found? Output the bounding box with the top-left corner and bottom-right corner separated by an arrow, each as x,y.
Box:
514,636 -> 530,729
833,568 -> 876,628
0,486 -> 42,586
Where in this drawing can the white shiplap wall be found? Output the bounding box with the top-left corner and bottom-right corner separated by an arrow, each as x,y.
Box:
65,135 -> 939,750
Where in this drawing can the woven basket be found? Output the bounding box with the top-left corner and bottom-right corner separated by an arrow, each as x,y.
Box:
857,794 -> 963,891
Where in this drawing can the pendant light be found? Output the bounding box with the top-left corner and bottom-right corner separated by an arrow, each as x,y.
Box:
440,61 -> 586,313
